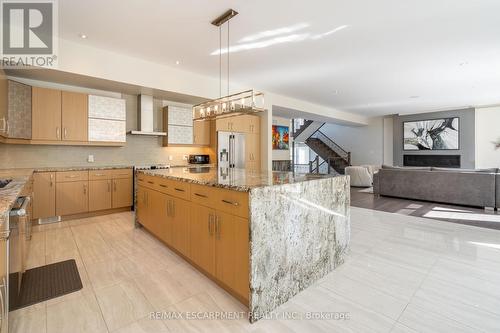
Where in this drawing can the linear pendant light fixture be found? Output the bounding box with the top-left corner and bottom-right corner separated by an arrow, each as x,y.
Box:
193,9 -> 265,121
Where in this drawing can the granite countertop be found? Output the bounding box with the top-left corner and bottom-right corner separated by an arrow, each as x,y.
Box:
139,166 -> 335,192
0,172 -> 32,228
33,165 -> 134,172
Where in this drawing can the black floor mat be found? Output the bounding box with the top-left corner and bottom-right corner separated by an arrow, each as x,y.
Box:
9,259 -> 83,311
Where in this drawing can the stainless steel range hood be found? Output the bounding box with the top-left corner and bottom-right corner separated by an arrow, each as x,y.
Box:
128,95 -> 167,136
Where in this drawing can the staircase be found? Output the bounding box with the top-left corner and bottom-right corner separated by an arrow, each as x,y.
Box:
293,120 -> 351,174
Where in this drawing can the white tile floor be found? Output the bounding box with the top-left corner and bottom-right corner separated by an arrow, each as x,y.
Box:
10,207 -> 500,332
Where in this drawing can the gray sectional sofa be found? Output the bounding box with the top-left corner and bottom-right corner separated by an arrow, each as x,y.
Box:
373,166 -> 499,209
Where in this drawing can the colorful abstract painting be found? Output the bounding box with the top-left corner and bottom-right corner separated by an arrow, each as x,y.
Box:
272,125 -> 289,150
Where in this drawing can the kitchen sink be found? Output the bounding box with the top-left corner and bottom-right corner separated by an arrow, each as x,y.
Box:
0,179 -> 12,189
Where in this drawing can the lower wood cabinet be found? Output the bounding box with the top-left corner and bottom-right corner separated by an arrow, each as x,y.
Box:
56,181 -> 88,216
89,179 -> 112,211
189,204 -> 215,275
32,172 -> 56,219
33,169 -> 132,219
112,178 -> 133,208
137,178 -> 249,303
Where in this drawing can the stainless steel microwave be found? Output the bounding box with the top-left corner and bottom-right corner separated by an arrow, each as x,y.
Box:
188,154 -> 210,164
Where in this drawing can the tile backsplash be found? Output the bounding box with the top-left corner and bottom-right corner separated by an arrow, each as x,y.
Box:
0,135 -> 213,168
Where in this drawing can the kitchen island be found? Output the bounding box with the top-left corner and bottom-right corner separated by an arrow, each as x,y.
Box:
135,166 -> 350,321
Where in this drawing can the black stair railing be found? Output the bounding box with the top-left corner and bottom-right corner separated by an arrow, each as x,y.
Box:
308,130 -> 351,165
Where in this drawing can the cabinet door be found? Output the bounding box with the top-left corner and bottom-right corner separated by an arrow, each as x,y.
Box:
32,172 -> 56,219
248,115 -> 260,134
170,197 -> 190,256
56,181 -> 89,216
245,133 -> 260,164
230,116 -> 246,133
89,180 -> 112,211
112,178 -> 132,208
215,211 -> 249,300
216,118 -> 231,132
189,204 -> 215,275
62,91 -> 88,141
6,80 -> 32,139
136,186 -> 149,227
233,215 -> 249,299
32,87 -> 61,141
215,210 -> 236,289
148,190 -> 168,241
193,120 -> 210,145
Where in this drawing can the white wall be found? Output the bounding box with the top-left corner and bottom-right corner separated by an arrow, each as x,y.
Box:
475,106 -> 500,168
320,117 -> 385,166
272,117 -> 291,161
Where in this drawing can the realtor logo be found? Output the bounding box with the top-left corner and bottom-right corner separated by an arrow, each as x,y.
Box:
1,0 -> 58,67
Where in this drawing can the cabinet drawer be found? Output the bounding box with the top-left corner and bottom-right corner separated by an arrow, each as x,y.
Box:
166,179 -> 190,200
136,174 -> 157,190
89,170 -> 114,180
111,169 -> 132,179
56,171 -> 88,182
214,188 -> 249,219
190,183 -> 217,207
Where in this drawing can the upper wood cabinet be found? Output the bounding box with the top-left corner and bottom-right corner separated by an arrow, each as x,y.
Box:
62,91 -> 88,141
32,87 -> 62,141
215,114 -> 260,134
0,80 -> 31,139
193,120 -> 210,146
32,172 -> 56,219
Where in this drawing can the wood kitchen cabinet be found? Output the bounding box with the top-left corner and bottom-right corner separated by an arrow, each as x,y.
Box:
32,172 -> 56,219
56,181 -> 89,216
62,91 -> 88,141
245,133 -> 261,170
193,119 -> 210,145
89,179 -> 112,211
32,87 -> 62,140
189,204 -> 215,274
169,196 -> 190,256
112,178 -> 133,208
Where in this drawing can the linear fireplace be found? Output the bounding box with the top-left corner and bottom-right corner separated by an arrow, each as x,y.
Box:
403,155 -> 461,168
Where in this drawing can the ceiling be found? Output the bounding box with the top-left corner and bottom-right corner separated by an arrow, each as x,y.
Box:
59,0 -> 500,117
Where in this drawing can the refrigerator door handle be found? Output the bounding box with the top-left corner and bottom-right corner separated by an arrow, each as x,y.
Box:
229,135 -> 234,168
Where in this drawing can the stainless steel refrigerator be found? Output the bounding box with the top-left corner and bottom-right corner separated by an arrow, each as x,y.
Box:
218,132 -> 246,168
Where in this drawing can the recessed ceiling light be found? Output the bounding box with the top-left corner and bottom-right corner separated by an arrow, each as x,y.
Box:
459,61 -> 469,66
175,60 -> 180,65
332,90 -> 339,95
78,33 -> 87,39
409,95 -> 419,99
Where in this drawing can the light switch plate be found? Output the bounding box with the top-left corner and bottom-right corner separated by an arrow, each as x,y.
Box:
168,155 -> 173,161
88,155 -> 95,163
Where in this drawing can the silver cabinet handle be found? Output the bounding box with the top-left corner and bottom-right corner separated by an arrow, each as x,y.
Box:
208,213 -> 211,235
215,215 -> 220,240
147,181 -> 154,184
159,184 -> 167,188
0,276 -> 5,323
94,173 -> 105,177
171,200 -> 175,217
64,128 -> 67,139
221,199 -> 239,206
113,180 -> 117,192
83,184 -> 87,195
174,188 -> 185,192
166,200 -> 170,216
194,193 -> 207,198
67,175 -> 77,178
107,181 -> 111,192
56,127 -> 60,139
